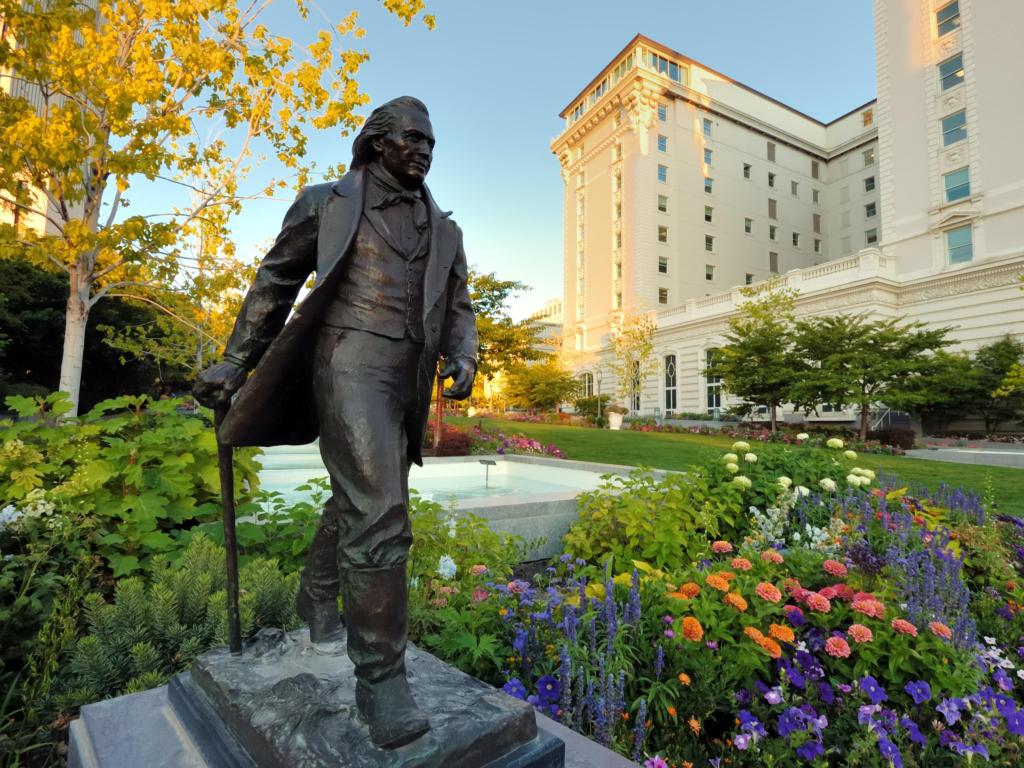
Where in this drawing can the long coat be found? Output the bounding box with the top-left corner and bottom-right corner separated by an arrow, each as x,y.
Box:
217,167 -> 477,463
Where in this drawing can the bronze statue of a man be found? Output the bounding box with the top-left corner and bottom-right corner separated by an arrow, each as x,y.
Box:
194,96 -> 477,750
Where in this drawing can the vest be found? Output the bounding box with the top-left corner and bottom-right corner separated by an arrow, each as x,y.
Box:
322,213 -> 428,341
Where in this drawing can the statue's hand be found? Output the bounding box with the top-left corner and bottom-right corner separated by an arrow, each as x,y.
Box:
440,357 -> 476,401
193,361 -> 248,410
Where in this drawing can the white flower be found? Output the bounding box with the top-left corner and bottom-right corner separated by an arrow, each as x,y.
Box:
722,453 -> 739,463
796,432 -> 810,441
744,452 -> 758,463
732,475 -> 752,489
826,438 -> 845,450
819,478 -> 838,493
777,476 -> 793,488
795,485 -> 810,497
985,636 -> 997,646
846,474 -> 862,487
844,450 -> 858,460
731,441 -> 751,452
409,576 -> 421,589
447,517 -> 457,538
1017,670 -> 1024,681
725,462 -> 740,474
437,555 -> 457,580
854,468 -> 876,480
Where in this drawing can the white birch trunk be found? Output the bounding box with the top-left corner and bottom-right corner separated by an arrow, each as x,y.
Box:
57,264 -> 91,416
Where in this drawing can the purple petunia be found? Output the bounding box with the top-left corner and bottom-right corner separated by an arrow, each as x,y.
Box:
777,707 -> 805,738
643,757 -> 668,768
734,733 -> 751,751
535,674 -> 560,704
502,678 -> 527,700
1005,708 -> 1024,736
860,676 -> 888,705
904,680 -> 931,705
936,697 -> 964,726
878,735 -> 903,768
764,687 -> 783,705
796,740 -> 824,761
900,717 -> 926,746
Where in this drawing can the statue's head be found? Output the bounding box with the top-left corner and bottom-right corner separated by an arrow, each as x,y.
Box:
351,96 -> 433,190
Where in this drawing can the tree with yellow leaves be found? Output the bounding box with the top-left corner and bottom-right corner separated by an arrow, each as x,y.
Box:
0,0 -> 433,413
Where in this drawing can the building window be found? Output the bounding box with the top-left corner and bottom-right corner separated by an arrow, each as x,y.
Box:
664,355 -> 677,412
744,217 -> 753,234
865,202 -> 877,218
704,177 -> 714,194
862,108 -> 874,127
811,160 -> 820,179
792,232 -> 800,247
791,180 -> 799,196
705,264 -> 715,281
812,213 -> 821,233
658,194 -> 668,212
614,260 -> 622,278
769,251 -> 779,273
864,176 -> 876,192
704,148 -> 713,165
769,224 -> 778,240
743,163 -> 751,179
745,273 -> 754,285
658,287 -> 669,304
814,238 -> 822,253
944,167 -> 971,202
658,256 -> 668,274
615,232 -> 622,248
937,1 -> 961,36
658,134 -> 668,152
768,172 -> 776,188
657,164 -> 668,183
704,205 -> 713,223
658,225 -> 669,243
939,53 -> 964,91
579,372 -> 594,398
658,104 -> 667,122
863,148 -> 876,166
946,224 -> 973,263
614,202 -> 622,220
812,188 -> 820,205
706,349 -> 722,415
865,228 -> 878,245
942,110 -> 967,146
703,117 -> 712,137
705,235 -> 714,252
768,198 -> 777,219
767,141 -> 776,161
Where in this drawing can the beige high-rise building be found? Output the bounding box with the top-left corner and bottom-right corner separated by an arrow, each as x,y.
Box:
552,1 -> 1024,419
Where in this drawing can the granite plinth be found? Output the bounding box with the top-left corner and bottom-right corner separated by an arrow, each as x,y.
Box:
187,627 -> 562,768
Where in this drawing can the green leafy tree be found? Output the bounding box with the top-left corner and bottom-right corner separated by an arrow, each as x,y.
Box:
884,350 -> 981,433
973,336 -> 1024,431
705,283 -> 802,432
609,312 -> 656,414
467,268 -> 545,378
503,358 -> 579,412
0,0 -> 433,414
791,315 -> 953,441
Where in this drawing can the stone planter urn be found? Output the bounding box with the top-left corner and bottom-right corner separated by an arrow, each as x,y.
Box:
605,405 -> 627,431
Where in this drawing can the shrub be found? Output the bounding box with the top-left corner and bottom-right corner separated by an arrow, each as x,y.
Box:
867,427 -> 916,450
436,427 -> 473,456
574,395 -> 610,422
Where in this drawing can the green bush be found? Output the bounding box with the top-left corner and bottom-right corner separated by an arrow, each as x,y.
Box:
563,469 -> 742,572
0,392 -> 260,576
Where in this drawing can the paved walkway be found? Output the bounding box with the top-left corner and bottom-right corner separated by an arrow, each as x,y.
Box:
905,446 -> 1024,469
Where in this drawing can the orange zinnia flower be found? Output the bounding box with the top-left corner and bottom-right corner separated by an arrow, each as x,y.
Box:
705,574 -> 730,592
757,637 -> 783,659
755,582 -> 783,603
929,621 -> 953,640
723,591 -> 748,612
678,582 -> 700,598
744,626 -> 766,643
731,556 -> 753,571
678,672 -> 691,686
688,716 -> 701,734
769,623 -> 795,643
667,706 -> 677,717
681,616 -> 704,642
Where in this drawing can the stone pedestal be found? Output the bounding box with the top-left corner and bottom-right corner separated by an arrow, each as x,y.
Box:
70,628 -> 563,768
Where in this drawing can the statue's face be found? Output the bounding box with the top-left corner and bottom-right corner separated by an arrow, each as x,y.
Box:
374,108 -> 434,189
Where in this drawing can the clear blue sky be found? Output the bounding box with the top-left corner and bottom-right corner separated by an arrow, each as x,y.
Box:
167,1 -> 877,319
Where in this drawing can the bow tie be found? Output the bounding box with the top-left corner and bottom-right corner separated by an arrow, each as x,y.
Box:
375,190 -> 428,231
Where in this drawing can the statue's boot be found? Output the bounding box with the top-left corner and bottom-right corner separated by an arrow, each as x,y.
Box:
296,579 -> 346,652
296,503 -> 346,653
344,565 -> 430,749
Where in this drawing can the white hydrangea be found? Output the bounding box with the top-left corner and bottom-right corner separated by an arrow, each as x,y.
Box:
846,474 -> 862,487
743,452 -> 758,463
777,476 -> 793,488
853,468 -> 876,480
722,453 -> 739,463
725,462 -> 740,474
731,441 -> 751,452
826,438 -> 845,450
844,450 -> 858,460
819,477 -> 838,493
796,432 -> 810,441
437,555 -> 457,580
732,475 -> 752,489
794,485 -> 811,497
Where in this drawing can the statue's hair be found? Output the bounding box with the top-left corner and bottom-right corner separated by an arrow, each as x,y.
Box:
351,96 -> 430,169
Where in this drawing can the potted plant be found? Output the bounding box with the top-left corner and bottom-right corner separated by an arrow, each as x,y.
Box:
605,403 -> 628,431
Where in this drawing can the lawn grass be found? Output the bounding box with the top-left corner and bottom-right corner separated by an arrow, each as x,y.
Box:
450,417 -> 1024,517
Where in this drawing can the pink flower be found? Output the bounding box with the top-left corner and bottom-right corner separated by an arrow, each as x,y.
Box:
731,557 -> 753,571
429,597 -> 448,608
755,582 -> 782,603
805,593 -> 832,613
847,623 -> 873,643
891,618 -> 919,637
711,540 -> 734,554
819,586 -> 839,600
470,564 -> 488,576
472,587 -> 489,603
929,621 -> 953,640
823,559 -> 848,578
825,636 -> 851,658
761,550 -> 785,564
852,599 -> 885,619
507,581 -> 527,594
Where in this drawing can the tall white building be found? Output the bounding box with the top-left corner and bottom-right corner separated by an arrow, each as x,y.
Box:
552,0 -> 1024,419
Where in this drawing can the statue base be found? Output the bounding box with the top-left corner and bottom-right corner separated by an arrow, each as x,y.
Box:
70,628 -> 564,768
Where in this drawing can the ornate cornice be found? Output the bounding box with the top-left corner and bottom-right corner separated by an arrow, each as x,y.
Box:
899,258 -> 1024,304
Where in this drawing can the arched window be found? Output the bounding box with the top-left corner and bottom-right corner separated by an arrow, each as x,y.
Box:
579,372 -> 594,398
664,355 -> 677,412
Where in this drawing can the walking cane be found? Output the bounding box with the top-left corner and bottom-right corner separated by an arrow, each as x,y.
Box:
214,405 -> 243,655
